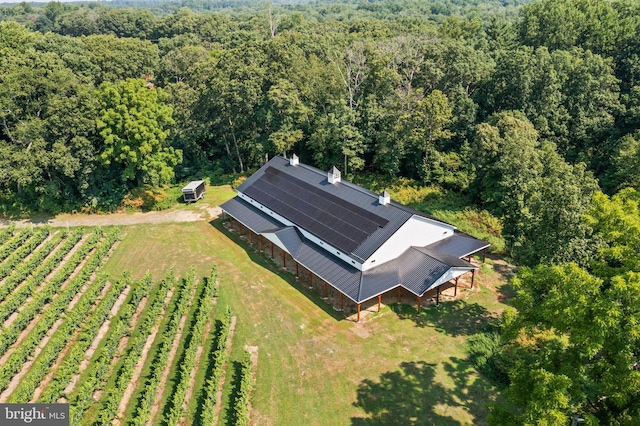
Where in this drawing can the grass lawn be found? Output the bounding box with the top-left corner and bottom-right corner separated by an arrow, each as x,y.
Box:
100,218 -> 511,425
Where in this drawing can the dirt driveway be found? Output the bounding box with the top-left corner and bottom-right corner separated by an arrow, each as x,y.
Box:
0,204 -> 222,228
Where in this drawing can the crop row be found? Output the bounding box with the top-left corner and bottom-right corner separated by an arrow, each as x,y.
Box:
199,302 -> 233,426
164,268 -> 219,426
69,273 -> 153,426
0,227 -> 34,263
7,228 -> 120,402
0,223 -> 16,245
0,230 -> 63,303
7,274 -> 109,403
130,270 -> 199,426
94,273 -> 172,426
38,269 -> 130,404
0,228 -> 118,394
232,350 -> 254,426
0,227 -> 51,281
0,227 -> 84,325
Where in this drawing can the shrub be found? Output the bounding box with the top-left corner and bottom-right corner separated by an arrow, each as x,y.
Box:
467,331 -> 509,386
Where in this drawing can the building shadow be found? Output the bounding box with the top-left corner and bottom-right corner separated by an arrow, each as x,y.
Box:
392,299 -> 496,337
351,361 -> 460,425
210,218 -> 344,321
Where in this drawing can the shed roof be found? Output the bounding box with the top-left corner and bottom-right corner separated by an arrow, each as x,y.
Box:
182,180 -> 205,191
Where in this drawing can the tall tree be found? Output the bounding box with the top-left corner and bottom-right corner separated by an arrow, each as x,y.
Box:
97,78 -> 181,187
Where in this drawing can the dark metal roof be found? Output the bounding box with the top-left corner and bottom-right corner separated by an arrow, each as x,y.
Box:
225,156 -> 490,305
220,197 -> 282,233
425,233 -> 491,258
221,196 -> 481,303
242,166 -> 388,254
237,157 -> 419,261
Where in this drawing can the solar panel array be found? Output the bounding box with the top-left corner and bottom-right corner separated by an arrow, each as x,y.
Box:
242,167 -> 389,253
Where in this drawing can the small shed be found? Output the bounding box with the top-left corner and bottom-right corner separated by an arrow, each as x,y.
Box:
182,180 -> 206,203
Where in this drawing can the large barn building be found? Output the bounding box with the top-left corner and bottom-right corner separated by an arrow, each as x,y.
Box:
220,155 -> 489,321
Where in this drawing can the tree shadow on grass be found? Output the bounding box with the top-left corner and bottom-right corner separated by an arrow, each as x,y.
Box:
352,361 -> 461,425
442,356 -> 500,423
392,300 -> 497,337
352,358 -> 498,425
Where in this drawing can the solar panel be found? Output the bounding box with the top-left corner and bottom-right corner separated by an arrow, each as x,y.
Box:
242,167 -> 389,253
265,167 -> 389,227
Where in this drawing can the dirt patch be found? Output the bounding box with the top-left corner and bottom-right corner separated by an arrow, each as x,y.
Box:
1,205 -> 222,229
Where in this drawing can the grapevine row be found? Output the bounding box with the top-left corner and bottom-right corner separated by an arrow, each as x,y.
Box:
94,273 -> 173,425
0,228 -> 91,356
0,227 -> 50,281
129,270 -> 199,426
0,230 -> 63,303
232,350 -> 254,426
7,273 -> 110,403
38,269 -> 129,404
199,303 -> 233,426
69,274 -> 153,426
0,228 -> 118,393
0,227 -> 34,263
163,268 -> 219,426
7,228 -> 120,402
0,228 -> 84,325
0,223 -> 15,245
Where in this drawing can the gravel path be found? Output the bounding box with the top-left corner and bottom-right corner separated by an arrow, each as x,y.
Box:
0,205 -> 222,228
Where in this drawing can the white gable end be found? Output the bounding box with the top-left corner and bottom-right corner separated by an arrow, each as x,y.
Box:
362,215 -> 455,271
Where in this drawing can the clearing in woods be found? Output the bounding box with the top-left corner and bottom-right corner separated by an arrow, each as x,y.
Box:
0,184 -> 513,425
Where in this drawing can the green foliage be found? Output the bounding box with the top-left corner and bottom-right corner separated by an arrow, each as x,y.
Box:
586,188 -> 640,279
232,349 -> 254,426
130,270 -> 196,425
494,255 -> 640,424
471,112 -> 599,266
163,268 -> 217,426
467,328 -> 509,386
97,78 -> 181,187
199,304 -> 232,426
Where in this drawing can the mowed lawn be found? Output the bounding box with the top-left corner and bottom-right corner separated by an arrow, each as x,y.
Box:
100,218 -> 510,425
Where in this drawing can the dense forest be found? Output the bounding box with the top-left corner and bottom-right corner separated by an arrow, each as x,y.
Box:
1,1 -> 640,422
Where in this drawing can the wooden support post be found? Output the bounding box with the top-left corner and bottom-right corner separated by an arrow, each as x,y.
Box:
397,287 -> 402,303
417,296 -> 422,314
296,261 -> 299,277
323,281 -> 328,298
340,292 -> 344,311
357,303 -> 361,322
271,242 -> 274,259
436,286 -> 440,306
282,249 -> 286,267
454,276 -> 459,297
249,230 -> 252,243
259,235 -> 263,251
309,270 -> 313,288
482,248 -> 486,263
377,295 -> 381,312
471,269 -> 475,289
222,211 -> 225,221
